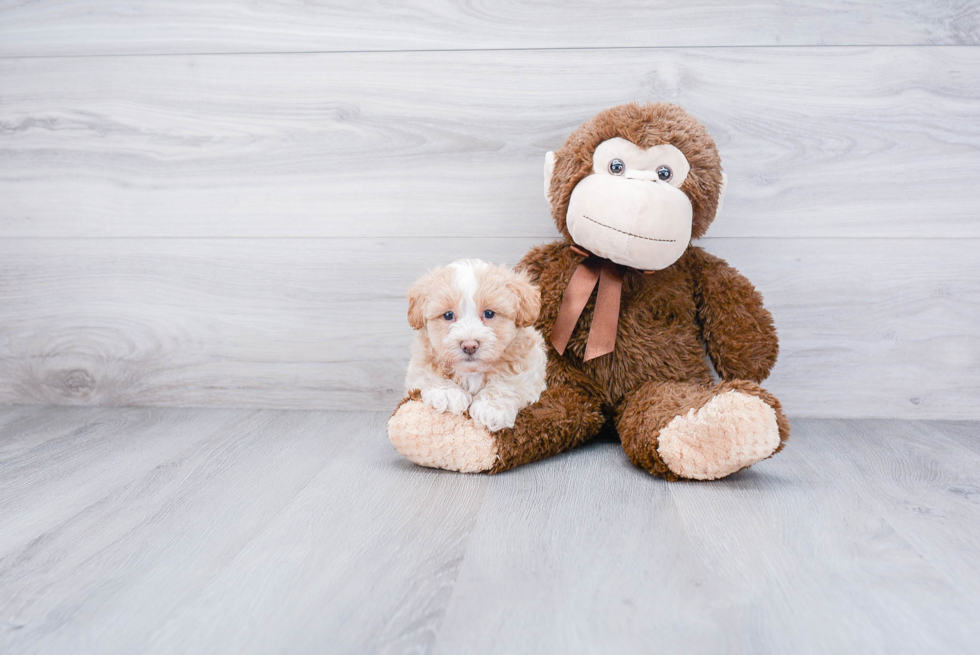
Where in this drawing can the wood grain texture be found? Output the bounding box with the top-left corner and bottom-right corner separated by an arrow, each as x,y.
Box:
0,237 -> 976,418
0,407 -> 490,654
436,419 -> 980,654
2,47 -> 979,239
1,407 -> 979,654
1,1 -> 977,57
801,419 -> 980,605
923,420 -> 980,454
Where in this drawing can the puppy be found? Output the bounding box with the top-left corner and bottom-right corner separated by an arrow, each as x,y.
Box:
404,259 -> 547,431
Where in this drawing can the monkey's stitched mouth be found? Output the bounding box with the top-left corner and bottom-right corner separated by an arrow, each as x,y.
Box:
582,215 -> 676,242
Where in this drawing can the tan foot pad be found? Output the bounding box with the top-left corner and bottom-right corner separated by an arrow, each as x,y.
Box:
657,391 -> 780,480
387,400 -> 498,473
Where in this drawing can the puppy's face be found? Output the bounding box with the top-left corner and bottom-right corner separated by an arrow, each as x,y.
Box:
407,259 -> 541,374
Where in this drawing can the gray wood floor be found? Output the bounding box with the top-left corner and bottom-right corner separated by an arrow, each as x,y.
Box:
1,406 -> 978,654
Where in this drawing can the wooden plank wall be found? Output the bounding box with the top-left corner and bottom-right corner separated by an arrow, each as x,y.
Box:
1,2 -> 978,418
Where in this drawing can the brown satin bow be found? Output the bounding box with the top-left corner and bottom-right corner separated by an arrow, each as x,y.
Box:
551,245 -> 626,361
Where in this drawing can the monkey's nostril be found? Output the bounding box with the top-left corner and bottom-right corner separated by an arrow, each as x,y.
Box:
461,341 -> 479,355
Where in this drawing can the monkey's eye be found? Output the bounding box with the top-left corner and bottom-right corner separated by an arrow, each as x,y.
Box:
483,309 -> 495,320
657,165 -> 673,182
443,311 -> 455,321
607,159 -> 625,176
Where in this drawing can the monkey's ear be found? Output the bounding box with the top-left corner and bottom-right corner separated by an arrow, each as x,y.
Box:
714,171 -> 728,221
544,151 -> 556,204
406,281 -> 427,330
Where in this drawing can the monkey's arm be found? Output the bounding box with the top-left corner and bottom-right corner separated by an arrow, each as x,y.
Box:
689,247 -> 778,383
490,355 -> 605,473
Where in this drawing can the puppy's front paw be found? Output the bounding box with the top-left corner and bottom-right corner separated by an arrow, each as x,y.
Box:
422,386 -> 472,415
469,398 -> 518,432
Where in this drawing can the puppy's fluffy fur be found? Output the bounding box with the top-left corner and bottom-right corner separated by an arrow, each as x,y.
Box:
405,259 -> 547,432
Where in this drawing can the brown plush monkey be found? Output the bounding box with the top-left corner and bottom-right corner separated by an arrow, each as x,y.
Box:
388,103 -> 789,480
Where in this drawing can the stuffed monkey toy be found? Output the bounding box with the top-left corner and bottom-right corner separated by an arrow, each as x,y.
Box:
388,102 -> 789,480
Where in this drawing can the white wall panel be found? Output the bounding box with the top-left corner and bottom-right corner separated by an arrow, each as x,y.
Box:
1,1 -> 976,57
0,238 -> 975,418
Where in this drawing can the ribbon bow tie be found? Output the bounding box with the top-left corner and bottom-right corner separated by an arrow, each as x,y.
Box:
552,245 -> 648,361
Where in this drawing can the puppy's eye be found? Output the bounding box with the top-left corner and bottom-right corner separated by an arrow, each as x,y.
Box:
442,311 -> 455,321
483,310 -> 495,320
657,165 -> 672,182
608,159 -> 625,176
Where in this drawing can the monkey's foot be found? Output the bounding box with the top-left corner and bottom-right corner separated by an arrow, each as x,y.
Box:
657,391 -> 780,481
387,400 -> 498,473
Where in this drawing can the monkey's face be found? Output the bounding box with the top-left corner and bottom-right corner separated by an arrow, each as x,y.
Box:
562,137 -> 694,271
545,103 -> 728,272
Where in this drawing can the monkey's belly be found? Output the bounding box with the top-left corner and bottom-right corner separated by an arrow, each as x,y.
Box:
578,320 -> 713,405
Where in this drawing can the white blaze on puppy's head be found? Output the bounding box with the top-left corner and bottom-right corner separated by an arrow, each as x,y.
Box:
406,259 -> 541,374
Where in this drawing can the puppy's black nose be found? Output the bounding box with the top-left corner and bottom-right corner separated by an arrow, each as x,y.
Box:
461,341 -> 479,355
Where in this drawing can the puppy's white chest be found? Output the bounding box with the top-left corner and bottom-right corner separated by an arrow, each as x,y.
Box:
457,373 -> 485,395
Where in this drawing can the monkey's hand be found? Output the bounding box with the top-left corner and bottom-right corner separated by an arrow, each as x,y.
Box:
690,247 -> 778,383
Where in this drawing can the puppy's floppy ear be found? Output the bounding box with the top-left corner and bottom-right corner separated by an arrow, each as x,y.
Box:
508,270 -> 541,328
406,278 -> 427,330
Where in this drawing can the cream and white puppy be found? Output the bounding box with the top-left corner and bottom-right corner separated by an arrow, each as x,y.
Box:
405,259 -> 547,432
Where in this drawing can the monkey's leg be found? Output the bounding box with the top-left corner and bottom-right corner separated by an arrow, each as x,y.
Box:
387,381 -> 605,474
387,391 -> 499,473
615,380 -> 790,481
490,380 -> 606,473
